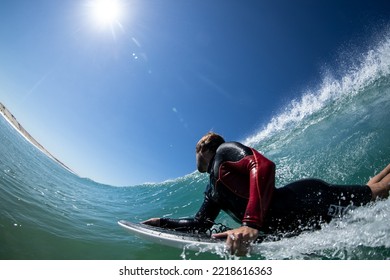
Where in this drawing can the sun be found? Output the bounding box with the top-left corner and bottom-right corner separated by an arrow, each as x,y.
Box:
90,0 -> 123,27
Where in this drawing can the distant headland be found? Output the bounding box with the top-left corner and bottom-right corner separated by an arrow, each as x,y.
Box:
0,102 -> 74,173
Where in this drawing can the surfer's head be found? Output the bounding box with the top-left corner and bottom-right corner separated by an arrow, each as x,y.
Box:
196,132 -> 225,154
196,132 -> 225,173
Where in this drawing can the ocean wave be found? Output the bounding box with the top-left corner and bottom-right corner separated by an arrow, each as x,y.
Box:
245,32 -> 390,147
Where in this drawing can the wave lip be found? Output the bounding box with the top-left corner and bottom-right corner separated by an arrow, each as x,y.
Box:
245,33 -> 390,147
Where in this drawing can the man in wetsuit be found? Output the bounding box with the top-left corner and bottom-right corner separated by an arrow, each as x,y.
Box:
143,132 -> 390,256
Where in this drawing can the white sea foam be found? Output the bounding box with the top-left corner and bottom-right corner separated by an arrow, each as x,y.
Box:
256,199 -> 390,260
245,33 -> 390,147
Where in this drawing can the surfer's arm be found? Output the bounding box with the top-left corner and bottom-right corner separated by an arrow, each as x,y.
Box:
159,217 -> 208,231
214,143 -> 275,229
220,149 -> 275,229
158,194 -> 221,231
213,226 -> 259,256
242,150 -> 275,229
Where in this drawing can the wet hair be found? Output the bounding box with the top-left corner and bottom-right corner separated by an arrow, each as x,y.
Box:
196,132 -> 225,153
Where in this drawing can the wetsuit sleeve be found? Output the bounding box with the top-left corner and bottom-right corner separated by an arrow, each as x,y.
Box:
159,193 -> 221,232
243,149 -> 275,229
218,149 -> 275,230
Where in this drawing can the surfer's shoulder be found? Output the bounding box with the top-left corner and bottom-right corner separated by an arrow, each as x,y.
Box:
215,142 -> 252,161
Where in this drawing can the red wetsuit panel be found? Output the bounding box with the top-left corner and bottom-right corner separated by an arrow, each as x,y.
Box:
218,148 -> 275,229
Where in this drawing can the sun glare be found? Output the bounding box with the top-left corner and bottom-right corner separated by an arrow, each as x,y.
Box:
90,0 -> 123,27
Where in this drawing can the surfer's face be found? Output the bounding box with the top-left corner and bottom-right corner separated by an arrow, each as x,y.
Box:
196,149 -> 213,173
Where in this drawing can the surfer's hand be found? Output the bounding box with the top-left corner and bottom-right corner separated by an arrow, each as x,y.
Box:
212,226 -> 258,256
142,218 -> 161,227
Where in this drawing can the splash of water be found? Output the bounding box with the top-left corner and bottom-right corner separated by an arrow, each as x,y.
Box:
245,34 -> 390,147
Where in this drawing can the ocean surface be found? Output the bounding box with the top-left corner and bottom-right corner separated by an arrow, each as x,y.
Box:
1,33 -> 390,260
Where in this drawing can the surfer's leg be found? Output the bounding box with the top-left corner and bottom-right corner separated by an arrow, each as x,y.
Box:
264,179 -> 335,232
367,164 -> 390,200
278,179 -> 371,220
264,179 -> 373,235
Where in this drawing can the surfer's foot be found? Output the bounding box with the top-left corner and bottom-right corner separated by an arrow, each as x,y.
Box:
367,164 -> 390,200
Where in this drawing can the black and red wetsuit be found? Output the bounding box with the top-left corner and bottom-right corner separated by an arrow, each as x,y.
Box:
159,142 -> 372,236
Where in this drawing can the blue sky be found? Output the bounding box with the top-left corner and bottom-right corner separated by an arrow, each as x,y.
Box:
0,0 -> 389,186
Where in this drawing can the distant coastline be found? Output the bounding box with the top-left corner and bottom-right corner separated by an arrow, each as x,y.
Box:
0,102 -> 74,173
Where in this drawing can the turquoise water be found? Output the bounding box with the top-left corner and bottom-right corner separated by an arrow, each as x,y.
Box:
1,34 -> 390,260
